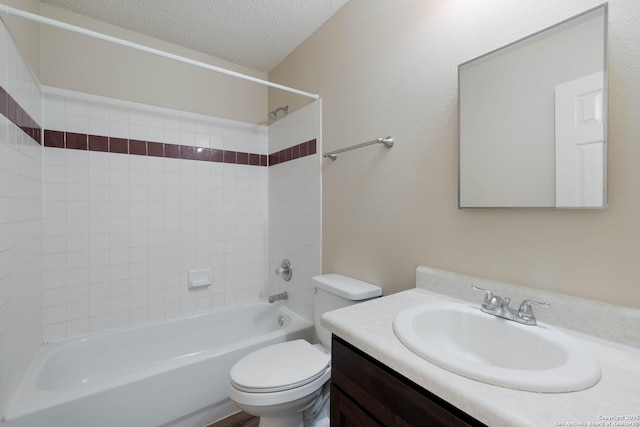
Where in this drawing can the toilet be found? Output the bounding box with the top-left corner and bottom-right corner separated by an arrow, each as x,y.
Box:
228,274 -> 382,427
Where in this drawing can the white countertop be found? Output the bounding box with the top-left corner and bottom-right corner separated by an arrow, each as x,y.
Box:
322,288 -> 640,427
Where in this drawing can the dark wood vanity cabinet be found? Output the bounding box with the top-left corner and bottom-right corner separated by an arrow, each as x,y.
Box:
330,336 -> 486,427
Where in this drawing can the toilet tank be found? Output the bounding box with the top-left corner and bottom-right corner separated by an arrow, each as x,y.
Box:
313,274 -> 382,348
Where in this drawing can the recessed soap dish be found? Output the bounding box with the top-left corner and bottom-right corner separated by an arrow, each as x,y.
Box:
188,269 -> 212,289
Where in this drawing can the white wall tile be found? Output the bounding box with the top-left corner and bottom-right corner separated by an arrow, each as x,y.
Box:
65,98 -> 87,117
129,124 -> 146,141
43,323 -> 66,343
43,305 -> 65,324
66,318 -> 89,337
128,109 -> 147,126
268,101 -> 322,321
40,88 -> 271,341
88,315 -> 110,334
43,270 -> 66,290
88,151 -> 110,169
45,112 -> 66,131
66,115 -> 88,134
45,94 -> 65,114
109,105 -> 128,123
44,147 -> 66,166
66,149 -> 89,167
147,126 -> 164,143
87,101 -> 109,120
43,288 -> 66,307
110,311 -> 130,329
109,121 -> 128,139
88,118 -> 109,136
66,268 -> 88,287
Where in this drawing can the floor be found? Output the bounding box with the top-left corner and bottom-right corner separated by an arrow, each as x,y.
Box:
204,411 -> 258,427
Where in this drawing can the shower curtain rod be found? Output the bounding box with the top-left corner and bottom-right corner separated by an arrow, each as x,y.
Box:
0,4 -> 320,100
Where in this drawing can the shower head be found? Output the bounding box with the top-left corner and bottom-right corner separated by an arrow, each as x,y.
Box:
267,105 -> 289,121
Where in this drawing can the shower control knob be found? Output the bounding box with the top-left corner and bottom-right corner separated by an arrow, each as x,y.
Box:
275,259 -> 292,281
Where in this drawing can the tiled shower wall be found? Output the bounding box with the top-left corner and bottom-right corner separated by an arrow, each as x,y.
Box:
268,101 -> 322,321
42,88 -> 269,342
0,13 -> 322,419
0,22 -> 43,417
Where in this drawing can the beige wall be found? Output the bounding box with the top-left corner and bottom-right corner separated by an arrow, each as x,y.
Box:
39,4 -> 267,124
269,0 -> 640,308
0,0 -> 40,78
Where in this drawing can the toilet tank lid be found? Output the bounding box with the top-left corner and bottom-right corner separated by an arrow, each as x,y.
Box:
312,274 -> 382,300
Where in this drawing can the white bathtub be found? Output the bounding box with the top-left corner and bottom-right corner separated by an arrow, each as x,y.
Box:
4,302 -> 313,427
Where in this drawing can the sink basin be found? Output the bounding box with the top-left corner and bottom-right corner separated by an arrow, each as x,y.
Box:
393,303 -> 601,392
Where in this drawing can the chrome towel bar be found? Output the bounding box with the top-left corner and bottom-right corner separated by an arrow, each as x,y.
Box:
323,136 -> 394,161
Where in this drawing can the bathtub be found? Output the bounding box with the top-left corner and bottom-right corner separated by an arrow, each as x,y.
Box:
4,302 -> 313,427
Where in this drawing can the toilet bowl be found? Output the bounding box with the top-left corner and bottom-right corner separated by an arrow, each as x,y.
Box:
229,340 -> 330,427
228,274 -> 381,427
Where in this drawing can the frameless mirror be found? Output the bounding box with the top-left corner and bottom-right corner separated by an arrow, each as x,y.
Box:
459,5 -> 607,208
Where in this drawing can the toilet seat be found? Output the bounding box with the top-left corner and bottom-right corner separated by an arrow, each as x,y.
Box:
227,275 -> 381,427
230,340 -> 330,393
229,365 -> 331,408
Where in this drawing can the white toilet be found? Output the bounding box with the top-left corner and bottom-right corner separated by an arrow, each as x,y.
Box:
228,274 -> 382,427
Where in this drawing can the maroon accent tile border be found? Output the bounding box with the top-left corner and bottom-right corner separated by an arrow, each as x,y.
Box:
129,139 -> 147,156
66,132 -> 87,150
40,126 -> 316,168
237,152 -> 249,165
44,130 -> 65,148
210,149 -> 224,163
268,139 -> 317,167
196,147 -> 210,161
42,130 -> 274,167
7,92 -> 16,124
148,141 -> 164,157
180,145 -> 195,160
110,137 -> 128,154
89,135 -> 108,152
0,84 -> 42,145
165,143 -> 180,159
0,86 -> 7,118
223,150 -> 237,164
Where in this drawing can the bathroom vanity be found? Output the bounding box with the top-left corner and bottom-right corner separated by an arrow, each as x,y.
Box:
323,267 -> 640,427
331,335 -> 484,426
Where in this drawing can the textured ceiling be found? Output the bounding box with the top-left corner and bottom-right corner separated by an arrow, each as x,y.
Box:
39,0 -> 349,72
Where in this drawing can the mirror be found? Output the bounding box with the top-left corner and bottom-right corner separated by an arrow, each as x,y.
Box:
459,5 -> 607,208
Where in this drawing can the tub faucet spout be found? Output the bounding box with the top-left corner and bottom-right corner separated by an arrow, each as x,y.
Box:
268,291 -> 288,303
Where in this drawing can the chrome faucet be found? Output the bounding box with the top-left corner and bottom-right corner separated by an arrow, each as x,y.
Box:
471,286 -> 550,326
268,291 -> 288,304
275,259 -> 292,281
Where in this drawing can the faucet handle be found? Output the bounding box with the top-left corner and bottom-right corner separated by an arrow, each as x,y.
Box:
275,259 -> 292,281
518,299 -> 550,320
471,285 -> 502,309
471,285 -> 492,301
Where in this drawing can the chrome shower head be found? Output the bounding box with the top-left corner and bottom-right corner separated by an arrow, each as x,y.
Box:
267,105 -> 289,121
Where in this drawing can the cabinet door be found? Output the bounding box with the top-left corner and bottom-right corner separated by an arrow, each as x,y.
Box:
331,336 -> 486,427
330,384 -> 382,427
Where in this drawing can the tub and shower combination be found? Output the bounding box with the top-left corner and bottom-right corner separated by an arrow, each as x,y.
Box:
4,302 -> 312,427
